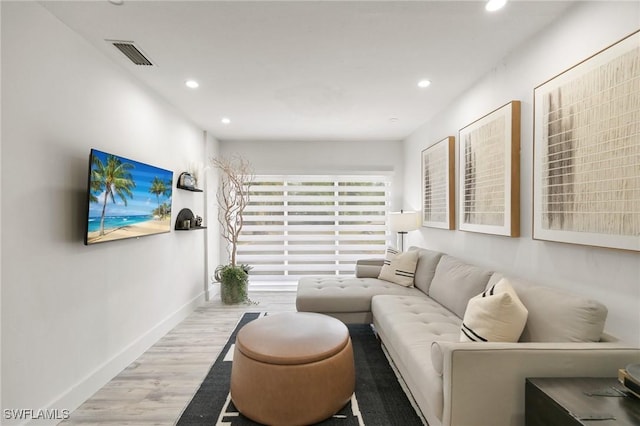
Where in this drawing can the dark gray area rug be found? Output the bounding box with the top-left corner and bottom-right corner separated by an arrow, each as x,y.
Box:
176,312 -> 424,426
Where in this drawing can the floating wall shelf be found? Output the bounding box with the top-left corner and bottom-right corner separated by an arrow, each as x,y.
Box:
175,208 -> 206,231
177,184 -> 203,192
177,172 -> 202,191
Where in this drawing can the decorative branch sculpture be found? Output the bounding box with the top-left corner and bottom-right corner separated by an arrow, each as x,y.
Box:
211,155 -> 254,267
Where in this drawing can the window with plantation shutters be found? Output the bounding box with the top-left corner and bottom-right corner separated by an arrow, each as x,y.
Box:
237,174 -> 392,283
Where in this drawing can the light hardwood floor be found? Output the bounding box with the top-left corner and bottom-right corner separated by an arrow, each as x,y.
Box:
62,291 -> 297,425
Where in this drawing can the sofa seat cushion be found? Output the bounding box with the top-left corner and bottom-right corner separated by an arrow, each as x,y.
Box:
296,276 -> 424,314
372,295 -> 462,423
372,294 -> 462,368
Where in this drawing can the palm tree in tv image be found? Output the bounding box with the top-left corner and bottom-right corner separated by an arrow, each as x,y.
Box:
90,153 -> 136,236
149,176 -> 171,219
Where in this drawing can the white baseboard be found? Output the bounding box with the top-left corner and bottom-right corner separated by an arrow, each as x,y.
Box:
26,291 -> 207,426
205,282 -> 218,301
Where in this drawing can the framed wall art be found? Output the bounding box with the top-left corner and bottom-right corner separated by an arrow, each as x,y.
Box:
533,30 -> 639,252
458,101 -> 520,237
84,149 -> 173,245
422,136 -> 455,229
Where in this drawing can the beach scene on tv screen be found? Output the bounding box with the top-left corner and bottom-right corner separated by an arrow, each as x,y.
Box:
86,149 -> 173,245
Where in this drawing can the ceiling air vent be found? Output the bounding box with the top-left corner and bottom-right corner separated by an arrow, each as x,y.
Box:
109,40 -> 154,66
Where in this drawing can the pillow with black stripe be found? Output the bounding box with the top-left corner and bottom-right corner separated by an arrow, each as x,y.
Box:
377,247 -> 418,287
460,278 -> 528,342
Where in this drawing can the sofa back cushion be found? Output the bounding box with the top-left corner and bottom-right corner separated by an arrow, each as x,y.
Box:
408,246 -> 443,294
429,255 -> 493,318
487,273 -> 608,342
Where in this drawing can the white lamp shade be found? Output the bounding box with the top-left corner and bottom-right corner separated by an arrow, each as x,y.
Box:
388,211 -> 420,232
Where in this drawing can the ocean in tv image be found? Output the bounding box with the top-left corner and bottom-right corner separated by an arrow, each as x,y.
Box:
85,149 -> 174,245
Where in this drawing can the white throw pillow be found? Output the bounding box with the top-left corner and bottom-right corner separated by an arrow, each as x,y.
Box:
460,278 -> 528,342
378,247 -> 418,287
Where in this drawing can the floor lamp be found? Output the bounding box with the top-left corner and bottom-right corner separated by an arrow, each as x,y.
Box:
388,210 -> 419,251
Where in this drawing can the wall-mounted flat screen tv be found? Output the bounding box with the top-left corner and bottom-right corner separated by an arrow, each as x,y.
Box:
84,148 -> 174,245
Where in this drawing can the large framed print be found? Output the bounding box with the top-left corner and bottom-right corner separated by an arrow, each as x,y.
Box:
422,137 -> 455,229
458,101 -> 520,236
533,31 -> 640,252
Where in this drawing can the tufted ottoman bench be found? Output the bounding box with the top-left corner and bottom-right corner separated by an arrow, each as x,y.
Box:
230,312 -> 355,426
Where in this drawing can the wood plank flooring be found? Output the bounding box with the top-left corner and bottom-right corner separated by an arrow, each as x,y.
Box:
62,291 -> 297,425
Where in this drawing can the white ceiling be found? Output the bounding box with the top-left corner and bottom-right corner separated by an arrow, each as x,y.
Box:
41,1 -> 576,142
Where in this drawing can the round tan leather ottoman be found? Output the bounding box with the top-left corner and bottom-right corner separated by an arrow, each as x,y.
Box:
230,312 -> 355,426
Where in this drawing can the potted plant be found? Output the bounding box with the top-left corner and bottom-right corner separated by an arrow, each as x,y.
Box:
211,155 -> 254,304
214,263 -> 252,304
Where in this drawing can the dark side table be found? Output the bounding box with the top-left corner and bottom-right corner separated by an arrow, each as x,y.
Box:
525,377 -> 640,425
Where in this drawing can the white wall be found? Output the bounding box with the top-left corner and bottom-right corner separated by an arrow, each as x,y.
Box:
218,139 -> 404,201
0,0 -> 3,412
204,131 -> 221,299
217,138 -> 405,267
1,3 -> 207,423
403,1 -> 640,345
219,139 -> 403,174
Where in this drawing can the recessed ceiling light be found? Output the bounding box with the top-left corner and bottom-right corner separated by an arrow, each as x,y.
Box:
417,79 -> 431,88
108,0 -> 124,5
486,0 -> 507,12
389,117 -> 399,123
221,117 -> 231,125
185,80 -> 199,89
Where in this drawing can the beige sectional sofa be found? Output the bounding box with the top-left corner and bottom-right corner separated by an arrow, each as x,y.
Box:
296,247 -> 640,426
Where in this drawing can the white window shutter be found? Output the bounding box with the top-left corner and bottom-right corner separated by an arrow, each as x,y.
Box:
236,174 -> 392,284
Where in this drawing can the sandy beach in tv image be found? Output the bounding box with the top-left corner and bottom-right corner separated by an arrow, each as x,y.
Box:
86,149 -> 173,245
